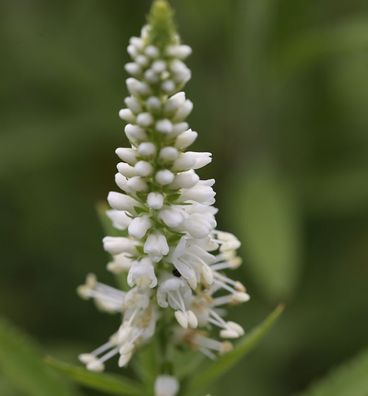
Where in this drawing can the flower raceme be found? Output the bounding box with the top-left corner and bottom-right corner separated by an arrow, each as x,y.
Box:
78,1 -> 249,394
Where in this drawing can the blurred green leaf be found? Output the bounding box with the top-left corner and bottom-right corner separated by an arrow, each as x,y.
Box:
174,350 -> 204,380
132,341 -> 158,394
46,357 -> 143,395
305,169 -> 368,215
0,318 -> 78,396
232,165 -> 301,300
187,305 -> 284,394
299,348 -> 368,396
0,377 -> 22,396
275,18 -> 368,77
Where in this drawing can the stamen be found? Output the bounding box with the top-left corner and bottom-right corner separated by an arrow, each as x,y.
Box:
99,347 -> 119,363
91,340 -> 115,357
214,279 -> 236,294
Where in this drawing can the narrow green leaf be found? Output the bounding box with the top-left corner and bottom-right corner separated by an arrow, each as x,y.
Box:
0,318 -> 79,396
187,305 -> 284,392
46,357 -> 143,396
299,348 -> 368,396
232,165 -> 301,300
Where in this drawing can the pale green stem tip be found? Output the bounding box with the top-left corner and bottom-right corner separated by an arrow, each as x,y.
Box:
147,0 -> 178,47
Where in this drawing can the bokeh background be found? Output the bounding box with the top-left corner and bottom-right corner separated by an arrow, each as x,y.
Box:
1,0 -> 368,395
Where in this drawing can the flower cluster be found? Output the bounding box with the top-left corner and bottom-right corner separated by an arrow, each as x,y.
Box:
78,1 -> 249,394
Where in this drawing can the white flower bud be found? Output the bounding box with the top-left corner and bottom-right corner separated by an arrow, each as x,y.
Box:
166,44 -> 192,59
164,92 -> 186,115
129,36 -> 144,50
127,44 -> 138,58
144,233 -> 169,257
190,151 -> 212,169
126,176 -> 148,192
103,236 -> 137,255
159,207 -> 185,228
136,112 -> 154,127
115,173 -> 130,192
173,152 -> 212,171
161,80 -> 175,94
125,124 -> 147,141
145,45 -> 159,58
170,60 -> 191,84
152,60 -> 166,73
172,170 -> 199,188
147,192 -> 164,209
144,69 -> 160,84
126,78 -> 151,96
172,122 -> 189,136
106,210 -> 131,230
135,54 -> 149,67
128,215 -> 152,239
117,162 -> 137,178
159,147 -> 178,162
107,252 -> 133,273
115,148 -> 137,165
107,192 -> 138,212
175,129 -> 198,149
156,119 -> 173,134
135,161 -> 153,176
119,108 -> 135,123
173,99 -> 193,121
125,96 -> 142,114
124,62 -> 141,76
172,153 -> 196,172
181,183 -> 216,204
138,142 -> 156,157
155,170 -> 174,185
140,25 -> 149,40
146,96 -> 161,112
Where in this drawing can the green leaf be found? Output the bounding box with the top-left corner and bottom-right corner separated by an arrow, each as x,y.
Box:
299,348 -> 368,396
187,305 -> 284,393
0,318 -> 79,396
232,164 -> 301,300
46,357 -> 143,396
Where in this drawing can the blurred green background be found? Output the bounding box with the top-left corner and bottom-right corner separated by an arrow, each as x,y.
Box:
1,0 -> 368,395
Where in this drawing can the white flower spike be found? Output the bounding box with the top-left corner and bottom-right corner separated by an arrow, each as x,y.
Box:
78,0 -> 249,393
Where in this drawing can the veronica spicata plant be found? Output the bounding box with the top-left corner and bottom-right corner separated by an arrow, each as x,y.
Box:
77,1 -> 250,395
